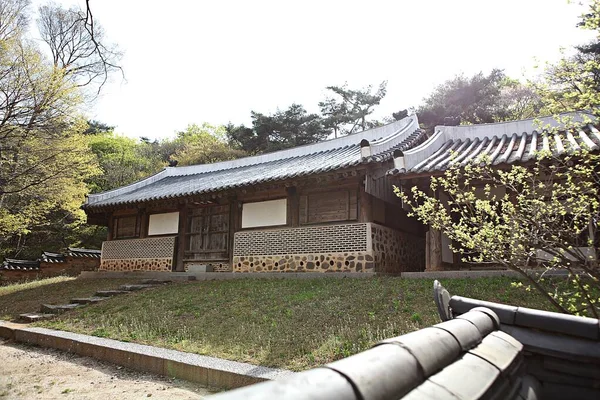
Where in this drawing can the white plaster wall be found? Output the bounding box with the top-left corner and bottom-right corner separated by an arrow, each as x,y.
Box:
242,199 -> 287,228
148,212 -> 179,235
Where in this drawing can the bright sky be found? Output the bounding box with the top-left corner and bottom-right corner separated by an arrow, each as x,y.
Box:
36,0 -> 596,140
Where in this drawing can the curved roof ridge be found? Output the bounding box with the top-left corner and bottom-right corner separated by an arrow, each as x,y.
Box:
170,114 -> 419,177
87,114 -> 419,207
433,111 -> 595,142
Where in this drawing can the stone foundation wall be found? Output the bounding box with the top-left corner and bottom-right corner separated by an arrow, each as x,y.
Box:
371,223 -> 425,274
184,262 -> 232,272
233,252 -> 375,273
100,258 -> 172,272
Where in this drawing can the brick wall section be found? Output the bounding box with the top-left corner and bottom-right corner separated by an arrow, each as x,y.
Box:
233,223 -> 368,256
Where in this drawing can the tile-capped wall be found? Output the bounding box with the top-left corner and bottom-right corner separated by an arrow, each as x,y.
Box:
233,223 -> 368,256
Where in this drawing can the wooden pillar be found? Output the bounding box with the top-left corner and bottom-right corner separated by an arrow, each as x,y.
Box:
175,205 -> 188,272
286,186 -> 299,227
359,182 -> 373,223
427,228 -> 443,271
106,212 -> 114,241
229,197 -> 240,266
138,208 -> 148,238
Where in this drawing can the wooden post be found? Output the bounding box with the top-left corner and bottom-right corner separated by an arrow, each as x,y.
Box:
175,205 -> 188,272
359,181 -> 373,223
286,186 -> 299,227
229,197 -> 240,266
106,212 -> 114,241
427,228 -> 443,271
139,208 -> 148,238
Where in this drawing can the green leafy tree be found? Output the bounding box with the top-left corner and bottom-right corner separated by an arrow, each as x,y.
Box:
171,123 -> 246,166
414,69 -> 540,132
535,1 -> 600,117
0,0 -> 119,258
86,132 -> 164,193
320,81 -> 387,136
397,145 -> 599,317
227,104 -> 329,154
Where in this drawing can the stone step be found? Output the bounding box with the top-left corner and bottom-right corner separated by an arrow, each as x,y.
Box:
94,290 -> 130,297
19,313 -> 55,323
70,297 -> 106,305
40,303 -> 81,314
140,279 -> 171,285
119,284 -> 155,291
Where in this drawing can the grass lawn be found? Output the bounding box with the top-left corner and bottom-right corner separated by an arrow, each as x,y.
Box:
0,277 -> 138,320
30,276 -> 559,371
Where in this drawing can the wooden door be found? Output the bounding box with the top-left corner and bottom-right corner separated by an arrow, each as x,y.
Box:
184,205 -> 229,261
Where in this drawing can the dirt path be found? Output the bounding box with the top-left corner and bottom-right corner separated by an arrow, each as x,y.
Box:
0,339 -> 215,399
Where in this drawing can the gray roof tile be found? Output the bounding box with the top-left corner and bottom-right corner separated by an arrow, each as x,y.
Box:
388,112 -> 599,176
325,343 -> 422,400
87,115 -> 425,208
378,327 -> 461,376
434,317 -> 485,351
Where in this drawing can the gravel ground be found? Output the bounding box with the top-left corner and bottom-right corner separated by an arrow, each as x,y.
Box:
0,339 -> 215,399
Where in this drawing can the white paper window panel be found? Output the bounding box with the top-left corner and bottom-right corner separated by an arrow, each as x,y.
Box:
242,199 -> 287,228
148,212 -> 180,235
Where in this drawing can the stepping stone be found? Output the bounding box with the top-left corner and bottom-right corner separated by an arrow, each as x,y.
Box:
94,290 -> 130,297
119,284 -> 155,291
140,279 -> 171,285
70,297 -> 106,305
19,313 -> 55,323
40,303 -> 81,314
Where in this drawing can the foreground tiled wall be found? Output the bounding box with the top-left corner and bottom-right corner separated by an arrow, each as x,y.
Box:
100,237 -> 175,272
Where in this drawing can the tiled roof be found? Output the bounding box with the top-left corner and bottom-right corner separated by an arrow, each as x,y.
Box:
1,259 -> 40,271
86,115 -> 426,208
41,252 -> 66,263
66,248 -> 101,258
387,112 -> 599,176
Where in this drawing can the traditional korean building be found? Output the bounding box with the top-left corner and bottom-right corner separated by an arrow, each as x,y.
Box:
387,112 -> 600,270
84,114 -> 428,274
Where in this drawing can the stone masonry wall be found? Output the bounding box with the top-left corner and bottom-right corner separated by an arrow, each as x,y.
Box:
371,223 -> 425,274
233,252 -> 374,273
100,258 -> 172,272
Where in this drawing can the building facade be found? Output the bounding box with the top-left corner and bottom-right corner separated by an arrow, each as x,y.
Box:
387,112 -> 600,270
85,114 -> 428,274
